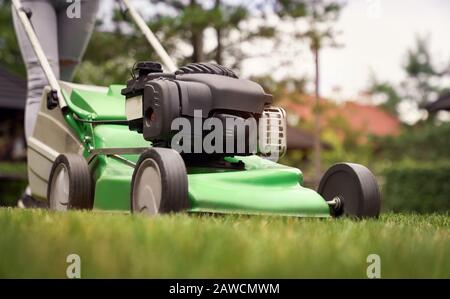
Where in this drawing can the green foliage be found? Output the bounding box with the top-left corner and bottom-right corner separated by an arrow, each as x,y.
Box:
0,162 -> 27,206
77,0 -> 271,82
368,78 -> 402,117
377,122 -> 450,212
0,162 -> 27,175
150,0 -> 270,67
0,0 -> 25,77
284,0 -> 343,50
0,209 -> 449,278
402,36 -> 448,108
405,36 -> 442,78
72,23 -> 169,85
322,132 -> 374,168
383,162 -> 450,213
273,0 -> 308,18
0,179 -> 26,206
274,0 -> 341,21
374,121 -> 450,162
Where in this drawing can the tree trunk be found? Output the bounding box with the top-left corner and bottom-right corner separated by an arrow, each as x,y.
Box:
215,0 -> 223,65
313,46 -> 322,187
191,33 -> 204,62
190,0 -> 204,62
215,28 -> 223,65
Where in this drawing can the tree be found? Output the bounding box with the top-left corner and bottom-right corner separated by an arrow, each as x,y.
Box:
149,0 -> 226,63
149,0 -> 274,69
186,0 -> 206,62
367,77 -> 402,117
275,0 -> 343,184
210,0 -> 249,65
368,36 -> 450,123
402,36 -> 449,119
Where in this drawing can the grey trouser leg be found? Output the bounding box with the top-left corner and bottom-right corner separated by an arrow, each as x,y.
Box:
12,0 -> 99,140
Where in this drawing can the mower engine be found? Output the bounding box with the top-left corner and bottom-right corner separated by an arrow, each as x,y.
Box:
122,62 -> 286,157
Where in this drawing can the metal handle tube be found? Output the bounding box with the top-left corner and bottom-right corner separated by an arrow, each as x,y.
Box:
11,0 -> 67,108
121,0 -> 178,72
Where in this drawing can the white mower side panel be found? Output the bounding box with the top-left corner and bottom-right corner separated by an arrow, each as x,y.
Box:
27,87 -> 84,200
125,95 -> 143,122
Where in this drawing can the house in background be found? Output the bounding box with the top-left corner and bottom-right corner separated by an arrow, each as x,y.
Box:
0,66 -> 26,160
338,101 -> 401,137
277,93 -> 401,167
281,94 -> 401,141
286,126 -> 331,152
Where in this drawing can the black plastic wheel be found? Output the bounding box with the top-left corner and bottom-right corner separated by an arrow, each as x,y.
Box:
175,62 -> 238,78
130,148 -> 189,215
318,163 -> 381,218
47,154 -> 93,211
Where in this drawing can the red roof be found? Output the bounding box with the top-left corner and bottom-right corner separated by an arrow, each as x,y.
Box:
341,102 -> 400,136
281,94 -> 401,137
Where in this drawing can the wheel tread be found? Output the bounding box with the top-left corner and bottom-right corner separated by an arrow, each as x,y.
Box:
47,153 -> 93,211
131,148 -> 188,215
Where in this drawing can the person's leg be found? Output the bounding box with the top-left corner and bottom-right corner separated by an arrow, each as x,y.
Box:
57,0 -> 99,81
12,0 -> 59,140
13,0 -> 59,208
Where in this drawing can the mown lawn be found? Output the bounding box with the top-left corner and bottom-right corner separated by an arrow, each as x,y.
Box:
0,208 -> 449,278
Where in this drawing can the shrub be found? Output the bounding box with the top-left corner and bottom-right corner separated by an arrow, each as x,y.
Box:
0,162 -> 27,206
382,162 -> 450,213
374,121 -> 450,163
0,178 -> 26,206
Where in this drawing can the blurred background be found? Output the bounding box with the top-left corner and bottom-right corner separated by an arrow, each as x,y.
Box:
0,0 -> 449,212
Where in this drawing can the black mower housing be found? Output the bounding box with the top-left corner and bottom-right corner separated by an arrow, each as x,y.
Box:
121,62 -> 273,155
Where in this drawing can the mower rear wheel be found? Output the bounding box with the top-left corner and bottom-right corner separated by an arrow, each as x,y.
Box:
47,154 -> 93,211
131,148 -> 189,215
318,163 -> 381,218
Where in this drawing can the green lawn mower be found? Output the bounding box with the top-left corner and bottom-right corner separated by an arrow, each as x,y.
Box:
13,0 -> 381,218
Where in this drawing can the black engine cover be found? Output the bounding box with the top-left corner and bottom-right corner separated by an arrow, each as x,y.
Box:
122,62 -> 273,155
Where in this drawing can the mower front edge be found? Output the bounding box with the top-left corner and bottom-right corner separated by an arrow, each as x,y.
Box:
187,163 -> 331,217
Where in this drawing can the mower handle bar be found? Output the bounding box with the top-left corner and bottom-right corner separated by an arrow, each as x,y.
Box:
120,0 -> 178,72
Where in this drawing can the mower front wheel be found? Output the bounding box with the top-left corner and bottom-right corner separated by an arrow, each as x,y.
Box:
318,163 -> 381,218
130,148 -> 189,216
47,154 -> 93,211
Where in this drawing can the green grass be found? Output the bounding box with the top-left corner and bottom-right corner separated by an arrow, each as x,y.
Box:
0,208 -> 449,278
